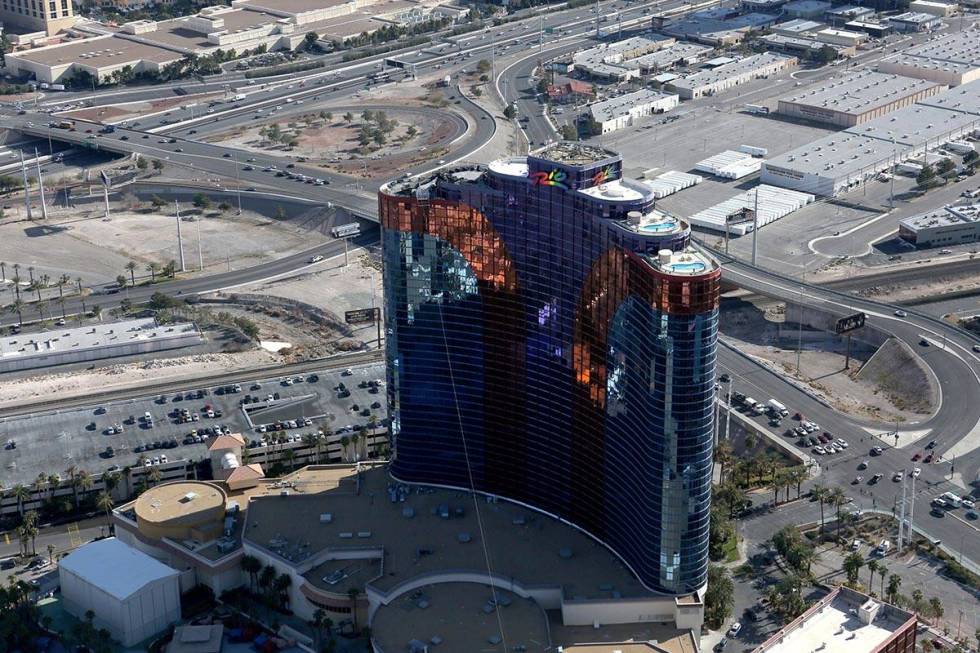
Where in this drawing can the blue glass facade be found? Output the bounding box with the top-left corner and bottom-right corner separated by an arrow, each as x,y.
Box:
379,144 -> 720,595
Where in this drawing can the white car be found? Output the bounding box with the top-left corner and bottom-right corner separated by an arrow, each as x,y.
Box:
728,623 -> 742,638
911,467 -> 921,478
836,439 -> 849,449
309,255 -> 324,263
814,446 -> 826,455
894,310 -> 908,317
963,499 -> 977,509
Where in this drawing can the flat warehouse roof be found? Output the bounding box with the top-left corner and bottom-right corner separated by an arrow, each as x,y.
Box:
917,78 -> 980,114
671,52 -> 793,89
0,318 -> 198,361
779,71 -> 941,115
234,0 -> 358,13
10,34 -> 181,66
847,103 -> 980,144
764,132 -> 902,177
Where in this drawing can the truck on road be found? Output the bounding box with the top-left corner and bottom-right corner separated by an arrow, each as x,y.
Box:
767,399 -> 788,417
331,223 -> 360,238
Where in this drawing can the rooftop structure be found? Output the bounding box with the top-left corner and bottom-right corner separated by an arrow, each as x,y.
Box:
59,538 -> 181,647
899,202 -> 980,247
762,79 -> 980,195
244,466 -> 705,645
661,9 -> 778,45
133,480 -> 227,541
824,4 -> 874,24
668,52 -> 797,99
783,0 -> 832,17
571,34 -> 675,80
908,0 -> 958,16
634,42 -> 714,73
60,537 -> 180,601
588,89 -> 679,133
777,70 -> 944,127
887,11 -> 943,32
761,33 -> 850,58
772,18 -> 825,34
0,317 -> 201,373
878,27 -> 980,85
166,625 -> 224,653
752,586 -> 916,653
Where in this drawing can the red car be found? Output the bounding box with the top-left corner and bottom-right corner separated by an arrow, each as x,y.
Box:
912,453 -> 921,462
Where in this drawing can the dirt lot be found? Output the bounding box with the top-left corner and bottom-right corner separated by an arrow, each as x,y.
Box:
226,245 -> 383,348
721,298 -> 937,423
0,200 -> 325,285
59,92 -> 224,123
206,103 -> 461,178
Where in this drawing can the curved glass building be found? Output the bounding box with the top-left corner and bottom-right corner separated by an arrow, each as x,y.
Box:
379,143 -> 720,595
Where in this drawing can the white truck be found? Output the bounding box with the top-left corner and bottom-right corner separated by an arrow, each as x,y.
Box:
739,144 -> 768,158
767,399 -> 789,417
233,93 -> 246,101
744,397 -> 765,415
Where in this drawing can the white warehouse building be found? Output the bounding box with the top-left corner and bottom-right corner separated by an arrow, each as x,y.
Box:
667,52 -> 797,99
762,84 -> 980,196
588,89 -> 679,134
59,538 -> 181,647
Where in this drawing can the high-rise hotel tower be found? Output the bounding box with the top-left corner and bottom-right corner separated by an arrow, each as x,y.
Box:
379,143 -> 720,595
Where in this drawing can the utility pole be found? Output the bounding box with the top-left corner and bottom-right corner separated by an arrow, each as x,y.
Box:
898,470 -> 907,550
796,265 -> 805,377
235,155 -> 242,215
196,218 -> 204,271
34,148 -> 47,220
175,201 -> 186,272
595,0 -> 600,38
103,185 -> 110,220
751,186 -> 759,266
725,380 -> 732,442
19,151 -> 32,220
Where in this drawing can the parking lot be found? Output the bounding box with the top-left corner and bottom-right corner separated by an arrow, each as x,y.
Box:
0,362 -> 386,487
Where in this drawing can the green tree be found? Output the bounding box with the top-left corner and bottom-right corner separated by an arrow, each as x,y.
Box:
476,58 -> 491,74
929,597 -> 944,625
303,31 -> 320,50
867,559 -> 879,592
125,261 -> 137,286
843,552 -> 864,584
136,157 -> 148,171
816,45 -> 837,65
704,566 -> 735,628
935,158 -> 955,175
192,193 -> 211,210
406,125 -> 418,138
917,164 -> 937,188
559,123 -> 578,140
95,491 -> 113,531
218,201 -> 232,212
886,573 -> 902,605
343,112 -> 354,125
503,104 -> 517,120
151,159 -> 164,171
115,274 -> 128,290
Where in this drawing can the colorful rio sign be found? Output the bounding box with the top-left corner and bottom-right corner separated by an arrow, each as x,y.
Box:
529,168 -> 569,190
591,165 -> 617,186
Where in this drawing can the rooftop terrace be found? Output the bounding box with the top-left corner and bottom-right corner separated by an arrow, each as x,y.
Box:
243,466 -> 649,601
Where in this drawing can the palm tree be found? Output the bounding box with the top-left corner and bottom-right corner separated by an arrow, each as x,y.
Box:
36,299 -> 47,320
125,261 -> 137,286
311,608 -> 327,652
715,440 -> 734,481
77,470 -> 94,506
302,433 -> 319,464
23,510 -> 39,556
928,597 -> 943,626
65,464 -> 79,506
147,467 -> 162,487
27,265 -> 34,283
878,564 -> 888,597
911,589 -> 924,615
95,491 -> 113,530
34,473 -> 48,501
47,543 -> 55,565
866,558 -> 879,591
102,471 -> 121,496
843,552 -> 864,584
11,484 -> 31,516
273,573 -> 292,608
91,304 -> 102,321
340,435 -> 350,462
347,587 -> 361,633
241,554 -> 261,592
47,473 -> 60,502
886,573 -> 901,604
146,262 -> 160,282
829,487 -> 847,543
0,261 -> 5,282
9,297 -> 24,326
282,448 -> 296,471
812,484 -> 827,533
